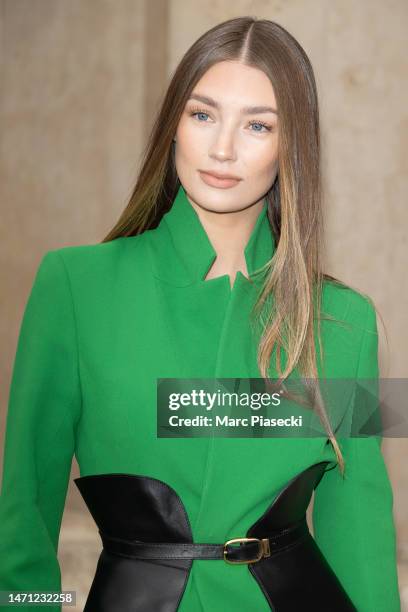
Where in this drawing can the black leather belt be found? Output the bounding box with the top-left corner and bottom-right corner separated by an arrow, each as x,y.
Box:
99,517 -> 309,565
76,465 -> 358,611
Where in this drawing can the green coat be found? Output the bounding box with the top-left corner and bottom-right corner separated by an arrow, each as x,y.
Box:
0,184 -> 400,611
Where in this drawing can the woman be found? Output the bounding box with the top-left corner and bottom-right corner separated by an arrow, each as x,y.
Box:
0,16 -> 400,612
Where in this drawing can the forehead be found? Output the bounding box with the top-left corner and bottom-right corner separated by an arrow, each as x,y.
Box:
191,61 -> 277,109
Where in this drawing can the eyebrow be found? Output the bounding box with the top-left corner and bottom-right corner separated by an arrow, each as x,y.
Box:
187,93 -> 278,115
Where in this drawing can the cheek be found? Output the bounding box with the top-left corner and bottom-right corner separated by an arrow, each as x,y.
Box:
175,118 -> 190,147
175,124 -> 206,165
241,141 -> 279,176
177,114 -> 216,149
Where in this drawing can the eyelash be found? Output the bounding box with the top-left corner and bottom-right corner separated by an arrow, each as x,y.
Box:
188,106 -> 273,133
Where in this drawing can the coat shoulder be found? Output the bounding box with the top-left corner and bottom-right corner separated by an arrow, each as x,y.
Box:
51,234 -> 148,264
44,234 -> 150,283
321,276 -> 376,332
317,277 -> 379,377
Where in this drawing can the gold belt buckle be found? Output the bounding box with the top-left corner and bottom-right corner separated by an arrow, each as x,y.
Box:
223,537 -> 271,564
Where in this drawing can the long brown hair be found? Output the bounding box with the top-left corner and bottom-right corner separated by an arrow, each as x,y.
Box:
101,16 -> 381,476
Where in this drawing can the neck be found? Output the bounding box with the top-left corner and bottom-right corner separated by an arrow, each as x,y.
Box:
187,196 -> 266,284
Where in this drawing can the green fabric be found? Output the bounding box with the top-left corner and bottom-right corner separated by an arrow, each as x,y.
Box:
0,184 -> 400,611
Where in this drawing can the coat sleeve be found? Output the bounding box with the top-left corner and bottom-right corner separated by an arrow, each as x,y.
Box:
0,250 -> 81,610
312,299 -> 401,612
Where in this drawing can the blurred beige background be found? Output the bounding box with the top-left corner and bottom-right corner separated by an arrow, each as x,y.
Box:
1,0 -> 407,609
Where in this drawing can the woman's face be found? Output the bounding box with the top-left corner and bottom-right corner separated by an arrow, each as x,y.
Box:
174,60 -> 279,213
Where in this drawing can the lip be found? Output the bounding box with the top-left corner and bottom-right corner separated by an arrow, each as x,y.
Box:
199,170 -> 241,189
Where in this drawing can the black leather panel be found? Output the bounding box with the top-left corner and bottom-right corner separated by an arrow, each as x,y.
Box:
247,462 -> 358,611
83,550 -> 190,612
74,473 -> 193,612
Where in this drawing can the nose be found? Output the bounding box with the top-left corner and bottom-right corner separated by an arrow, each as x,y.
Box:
208,125 -> 237,162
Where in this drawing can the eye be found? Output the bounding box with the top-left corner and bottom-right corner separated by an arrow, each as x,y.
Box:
187,106 -> 273,133
248,120 -> 273,133
189,107 -> 211,122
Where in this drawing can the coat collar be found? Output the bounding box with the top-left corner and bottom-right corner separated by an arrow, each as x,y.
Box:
148,183 -> 276,287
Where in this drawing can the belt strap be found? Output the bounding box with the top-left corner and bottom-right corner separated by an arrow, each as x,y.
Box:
99,518 -> 309,565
